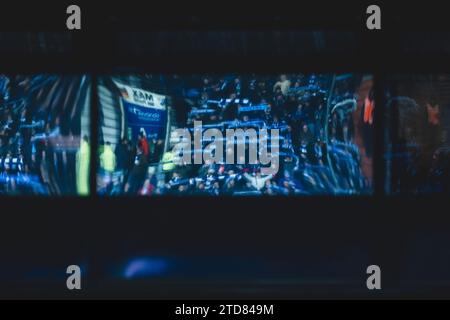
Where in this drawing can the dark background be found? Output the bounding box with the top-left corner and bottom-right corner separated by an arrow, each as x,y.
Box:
1,0 -> 450,299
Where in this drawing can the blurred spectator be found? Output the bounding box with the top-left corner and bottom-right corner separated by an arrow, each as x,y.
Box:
76,135 -> 90,195
138,131 -> 150,160
100,141 -> 116,175
125,144 -> 148,194
273,75 -> 291,96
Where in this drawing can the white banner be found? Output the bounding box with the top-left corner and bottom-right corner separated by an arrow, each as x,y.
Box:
114,82 -> 167,110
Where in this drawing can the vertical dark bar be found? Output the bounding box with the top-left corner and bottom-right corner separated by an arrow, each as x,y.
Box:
90,73 -> 98,197
367,5 -> 396,197
71,2 -> 98,198
84,2 -> 117,289
73,2 -> 101,289
373,71 -> 386,196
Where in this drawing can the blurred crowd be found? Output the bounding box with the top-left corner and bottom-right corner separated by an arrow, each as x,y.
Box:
0,75 -> 90,195
99,74 -> 371,196
387,93 -> 449,193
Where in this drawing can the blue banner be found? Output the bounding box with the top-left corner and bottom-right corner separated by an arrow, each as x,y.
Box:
123,99 -> 167,141
116,83 -> 168,141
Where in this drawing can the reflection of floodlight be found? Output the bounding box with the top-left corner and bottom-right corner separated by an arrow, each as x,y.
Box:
123,257 -> 169,279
